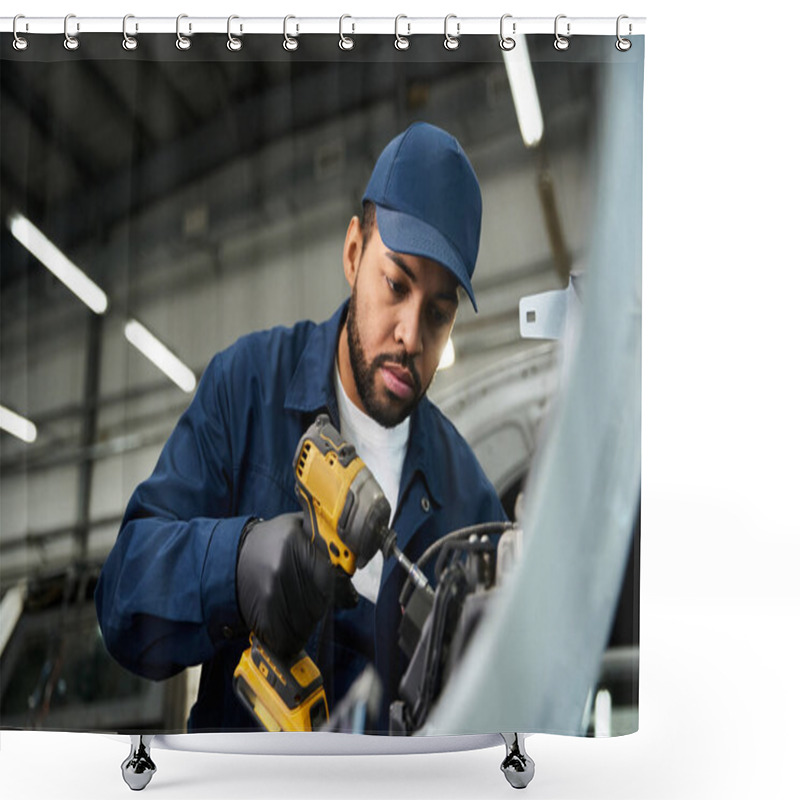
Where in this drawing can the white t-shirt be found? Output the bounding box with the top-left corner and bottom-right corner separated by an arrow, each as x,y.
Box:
335,364 -> 410,604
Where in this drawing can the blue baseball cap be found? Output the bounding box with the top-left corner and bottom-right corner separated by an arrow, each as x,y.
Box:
362,122 -> 482,312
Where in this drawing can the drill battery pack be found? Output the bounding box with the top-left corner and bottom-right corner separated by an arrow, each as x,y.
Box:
233,635 -> 329,732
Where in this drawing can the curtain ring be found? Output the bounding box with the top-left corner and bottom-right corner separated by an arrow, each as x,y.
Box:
394,15 -> 410,51
554,14 -> 570,51
227,15 -> 242,51
615,15 -> 632,51
12,15 -> 28,51
176,14 -> 191,50
444,14 -> 460,51
64,13 -> 79,51
499,14 -> 515,51
283,15 -> 298,51
122,14 -> 138,51
339,15 -> 355,50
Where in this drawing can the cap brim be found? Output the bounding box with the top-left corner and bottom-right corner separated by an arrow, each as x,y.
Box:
375,205 -> 478,312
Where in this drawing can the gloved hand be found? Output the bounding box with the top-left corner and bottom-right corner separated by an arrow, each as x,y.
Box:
235,513 -> 355,659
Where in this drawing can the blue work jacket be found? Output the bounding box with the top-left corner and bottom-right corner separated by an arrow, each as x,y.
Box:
95,301 -> 505,732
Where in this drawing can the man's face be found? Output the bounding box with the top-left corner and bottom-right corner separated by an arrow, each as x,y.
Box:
339,218 -> 459,428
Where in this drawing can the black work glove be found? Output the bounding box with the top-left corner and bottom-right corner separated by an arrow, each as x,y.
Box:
235,513 -> 357,660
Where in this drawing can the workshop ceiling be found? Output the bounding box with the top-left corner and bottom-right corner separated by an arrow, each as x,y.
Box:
1,34 -> 596,318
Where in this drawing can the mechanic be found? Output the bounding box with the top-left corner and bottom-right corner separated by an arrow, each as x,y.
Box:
95,122 -> 506,733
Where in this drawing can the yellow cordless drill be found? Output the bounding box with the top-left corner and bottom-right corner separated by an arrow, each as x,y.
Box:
233,414 -> 430,732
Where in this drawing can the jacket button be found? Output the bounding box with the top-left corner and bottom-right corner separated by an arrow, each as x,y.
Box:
222,625 -> 234,639
421,496 -> 430,512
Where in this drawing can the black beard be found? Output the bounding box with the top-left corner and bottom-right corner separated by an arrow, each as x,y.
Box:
345,289 -> 425,428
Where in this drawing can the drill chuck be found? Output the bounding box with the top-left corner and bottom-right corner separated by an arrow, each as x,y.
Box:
380,526 -> 433,599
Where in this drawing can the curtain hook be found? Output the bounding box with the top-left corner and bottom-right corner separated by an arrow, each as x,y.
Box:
615,15 -> 632,51
394,15 -> 410,51
499,14 -> 515,51
339,15 -> 355,50
444,14 -> 460,51
283,15 -> 299,51
176,14 -> 191,50
64,13 -> 79,51
122,14 -> 138,51
554,14 -> 570,51
12,15 -> 28,51
227,15 -> 243,51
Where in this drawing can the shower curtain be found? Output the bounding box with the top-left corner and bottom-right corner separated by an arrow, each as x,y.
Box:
0,17 -> 643,743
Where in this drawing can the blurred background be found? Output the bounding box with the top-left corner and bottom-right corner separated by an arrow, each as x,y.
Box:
0,33 -> 638,734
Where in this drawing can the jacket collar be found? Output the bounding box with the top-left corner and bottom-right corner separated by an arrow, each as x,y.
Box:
284,301 -> 347,419
284,300 -> 443,508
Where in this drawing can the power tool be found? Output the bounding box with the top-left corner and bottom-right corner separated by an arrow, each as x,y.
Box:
233,414 -> 432,732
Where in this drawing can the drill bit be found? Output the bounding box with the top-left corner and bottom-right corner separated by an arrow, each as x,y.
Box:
379,527 -> 434,599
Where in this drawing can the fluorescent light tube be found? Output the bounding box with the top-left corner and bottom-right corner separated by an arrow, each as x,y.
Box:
7,212 -> 108,315
502,36 -> 544,148
0,404 -> 38,443
125,319 -> 197,393
438,337 -> 456,370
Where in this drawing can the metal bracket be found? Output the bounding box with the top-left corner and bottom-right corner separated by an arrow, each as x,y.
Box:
519,275 -> 581,341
